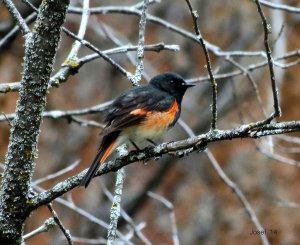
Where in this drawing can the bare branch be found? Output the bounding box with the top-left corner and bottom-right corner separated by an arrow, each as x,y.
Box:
107,168 -> 126,245
254,0 -> 281,120
33,185 -> 134,245
67,6 -> 265,58
23,218 -> 56,240
0,42 -> 179,94
33,160 -> 80,185
259,0 -> 300,13
225,57 -> 267,117
0,1 -> 70,243
47,203 -> 74,245
107,1 -> 150,242
184,0 -> 217,129
129,0 -> 150,86
258,144 -> 300,167
0,101 -> 112,122
277,134 -> 300,144
71,236 -> 107,244
23,0 -> 133,80
187,48 -> 300,84
3,0 -> 30,36
28,120 -> 300,210
276,199 -> 300,209
0,112 -> 12,127
0,12 -> 36,48
148,192 -> 179,245
100,181 -> 151,245
66,0 -> 90,60
205,150 -> 270,245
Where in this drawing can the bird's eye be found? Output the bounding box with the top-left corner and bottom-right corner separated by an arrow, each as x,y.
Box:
182,83 -> 185,86
170,80 -> 174,83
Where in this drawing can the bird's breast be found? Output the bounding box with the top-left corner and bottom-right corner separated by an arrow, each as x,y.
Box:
126,100 -> 180,141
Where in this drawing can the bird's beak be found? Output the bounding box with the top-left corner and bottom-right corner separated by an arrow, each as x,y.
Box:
185,83 -> 196,88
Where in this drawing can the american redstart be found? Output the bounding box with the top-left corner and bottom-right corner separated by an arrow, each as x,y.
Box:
81,72 -> 194,187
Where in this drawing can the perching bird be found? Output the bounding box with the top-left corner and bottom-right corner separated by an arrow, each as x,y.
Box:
81,72 -> 194,187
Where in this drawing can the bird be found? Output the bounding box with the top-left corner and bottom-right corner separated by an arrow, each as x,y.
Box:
81,72 -> 194,187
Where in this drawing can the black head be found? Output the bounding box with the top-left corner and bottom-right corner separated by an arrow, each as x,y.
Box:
149,72 -> 194,102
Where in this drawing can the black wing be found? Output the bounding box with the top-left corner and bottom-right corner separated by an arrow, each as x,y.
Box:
103,85 -> 175,134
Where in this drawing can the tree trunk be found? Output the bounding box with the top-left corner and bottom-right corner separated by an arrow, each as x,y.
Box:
0,0 -> 69,243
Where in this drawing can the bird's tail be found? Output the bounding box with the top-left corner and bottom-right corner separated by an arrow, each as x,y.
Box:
81,131 -> 120,188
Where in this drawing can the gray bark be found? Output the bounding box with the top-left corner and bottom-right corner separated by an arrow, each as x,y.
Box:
0,0 -> 69,244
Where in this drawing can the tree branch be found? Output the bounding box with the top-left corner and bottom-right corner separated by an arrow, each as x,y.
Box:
23,218 -> 56,241
47,203 -> 73,245
0,0 -> 70,243
147,192 -> 179,245
129,0 -> 149,86
254,0 -> 281,120
3,0 -> 30,36
259,0 -> 300,13
107,0 -> 149,242
0,42 -> 179,94
184,0 -> 217,130
205,150 -> 270,245
107,167 -> 126,244
27,121 -> 300,210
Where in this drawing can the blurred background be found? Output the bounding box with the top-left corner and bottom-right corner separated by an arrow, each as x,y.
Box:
1,0 -> 300,244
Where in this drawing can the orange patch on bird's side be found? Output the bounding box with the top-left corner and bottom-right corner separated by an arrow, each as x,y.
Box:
100,140 -> 116,163
142,100 -> 179,128
130,108 -> 147,116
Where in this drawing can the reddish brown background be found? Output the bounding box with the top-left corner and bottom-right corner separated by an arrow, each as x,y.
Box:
1,0 -> 300,244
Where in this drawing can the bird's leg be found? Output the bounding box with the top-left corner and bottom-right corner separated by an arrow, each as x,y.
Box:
146,138 -> 163,162
147,138 -> 157,146
130,140 -> 141,151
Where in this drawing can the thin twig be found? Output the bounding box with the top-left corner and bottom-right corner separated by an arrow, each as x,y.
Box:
71,236 -> 107,244
277,134 -> 300,144
184,0 -> 217,130
107,1 -> 149,243
66,0 -> 90,60
188,48 -> 300,83
3,0 -> 31,35
0,46 -> 291,94
129,0 -> 150,86
276,145 -> 300,154
100,181 -> 152,245
257,143 -> 300,167
28,120 -> 300,210
1,45 -> 298,94
276,199 -> 300,209
80,42 -> 179,64
272,24 -> 285,48
0,12 -> 36,48
107,167 -> 126,245
63,27 -> 133,78
67,6 -> 261,58
1,112 -> 13,126
147,192 -> 180,245
131,0 -> 159,9
0,101 -> 112,122
23,218 -> 56,240
33,160 -> 80,185
68,5 -> 280,64
66,116 -> 105,128
254,0 -> 281,120
32,184 -> 134,245
23,0 -> 132,80
205,149 -> 270,245
178,118 -> 267,245
47,203 -> 74,245
225,57 -> 267,117
259,0 -> 300,13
